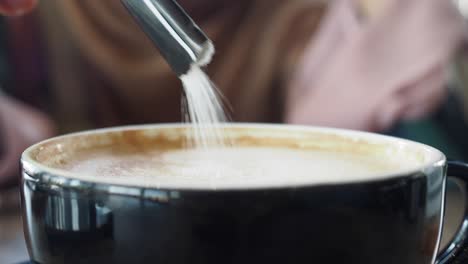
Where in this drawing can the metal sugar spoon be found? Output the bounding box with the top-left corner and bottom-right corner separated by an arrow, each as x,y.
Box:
120,0 -> 214,76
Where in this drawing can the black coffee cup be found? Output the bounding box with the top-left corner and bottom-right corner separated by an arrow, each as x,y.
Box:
20,124 -> 468,264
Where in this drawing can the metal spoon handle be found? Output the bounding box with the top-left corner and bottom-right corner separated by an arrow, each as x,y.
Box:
121,0 -> 214,76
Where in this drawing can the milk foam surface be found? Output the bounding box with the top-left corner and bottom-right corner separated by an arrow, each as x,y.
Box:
63,146 -> 419,189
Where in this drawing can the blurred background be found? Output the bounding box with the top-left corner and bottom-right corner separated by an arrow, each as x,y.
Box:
2,0 -> 468,262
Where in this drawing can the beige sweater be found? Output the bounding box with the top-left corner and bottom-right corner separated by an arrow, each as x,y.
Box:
37,0 -> 325,132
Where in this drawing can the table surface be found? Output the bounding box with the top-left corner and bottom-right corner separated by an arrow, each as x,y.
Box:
0,183 -> 465,264
0,188 -> 28,264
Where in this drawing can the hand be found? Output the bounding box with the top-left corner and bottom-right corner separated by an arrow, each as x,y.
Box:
285,0 -> 466,132
0,0 -> 38,16
0,95 -> 55,188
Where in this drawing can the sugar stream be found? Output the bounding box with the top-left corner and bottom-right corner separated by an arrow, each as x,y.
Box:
180,65 -> 231,149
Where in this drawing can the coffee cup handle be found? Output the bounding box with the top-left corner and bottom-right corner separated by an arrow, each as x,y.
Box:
436,161 -> 468,264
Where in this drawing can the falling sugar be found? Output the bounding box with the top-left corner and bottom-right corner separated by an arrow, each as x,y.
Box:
180,65 -> 231,148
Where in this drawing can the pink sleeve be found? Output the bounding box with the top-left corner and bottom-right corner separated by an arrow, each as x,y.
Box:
286,0 -> 467,132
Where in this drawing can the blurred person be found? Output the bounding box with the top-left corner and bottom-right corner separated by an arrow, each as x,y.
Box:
0,0 -> 465,187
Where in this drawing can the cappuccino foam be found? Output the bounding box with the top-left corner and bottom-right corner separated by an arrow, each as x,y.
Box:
61,146 -> 419,189
27,125 -> 442,190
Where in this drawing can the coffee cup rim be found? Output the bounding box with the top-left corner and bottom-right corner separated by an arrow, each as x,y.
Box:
21,123 -> 447,191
